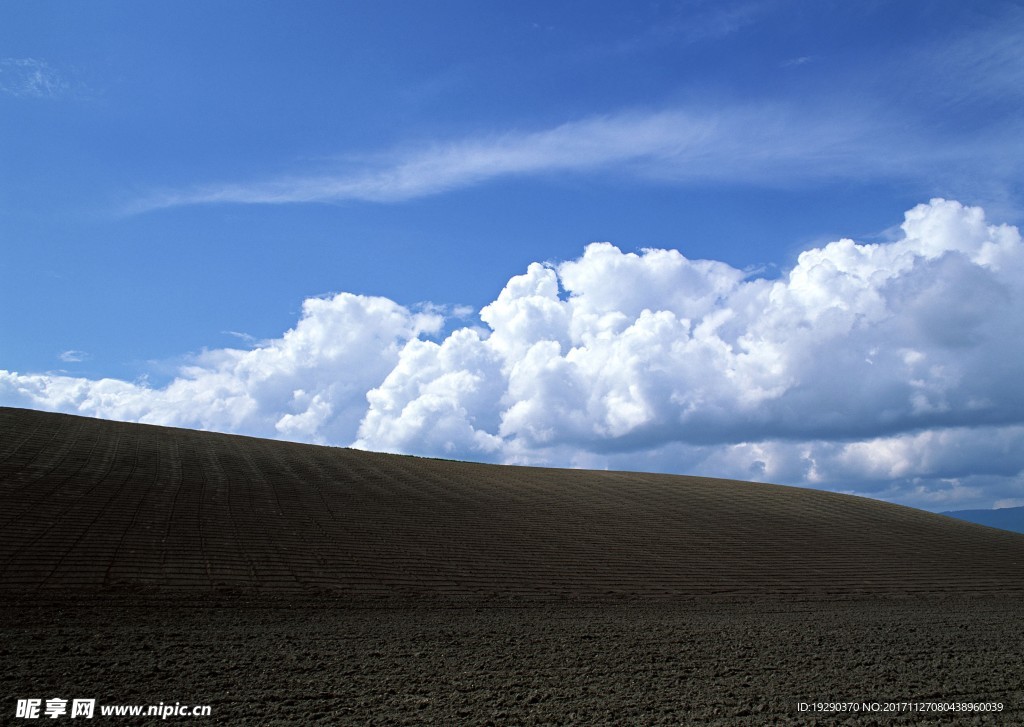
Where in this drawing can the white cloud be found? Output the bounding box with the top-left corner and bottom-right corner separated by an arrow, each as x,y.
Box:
780,56 -> 812,68
122,4 -> 1024,215
131,100 -> 1023,213
223,330 -> 258,344
4,199 -> 1024,510
3,293 -> 441,445
364,199 -> 1023,453
58,350 -> 88,363
0,58 -> 69,98
910,9 -> 1024,107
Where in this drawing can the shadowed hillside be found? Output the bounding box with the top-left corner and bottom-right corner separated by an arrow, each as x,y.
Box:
2,406 -> 1023,599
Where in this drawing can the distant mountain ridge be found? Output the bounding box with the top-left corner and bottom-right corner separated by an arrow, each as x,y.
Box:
2,406 -> 1024,599
941,506 -> 1024,535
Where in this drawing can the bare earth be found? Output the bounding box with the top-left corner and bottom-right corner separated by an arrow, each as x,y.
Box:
2,595 -> 1022,725
2,407 -> 1023,724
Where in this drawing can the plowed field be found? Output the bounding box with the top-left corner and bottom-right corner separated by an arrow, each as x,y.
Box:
2,407 -> 1022,724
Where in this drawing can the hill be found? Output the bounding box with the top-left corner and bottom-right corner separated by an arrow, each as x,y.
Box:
2,406 -> 1023,599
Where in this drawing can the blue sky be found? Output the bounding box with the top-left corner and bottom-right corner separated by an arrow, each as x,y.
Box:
3,1 -> 1024,510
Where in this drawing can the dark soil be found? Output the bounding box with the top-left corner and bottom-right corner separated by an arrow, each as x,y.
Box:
2,408 -> 1023,724
2,595 -> 1021,725
3,407 -> 1023,600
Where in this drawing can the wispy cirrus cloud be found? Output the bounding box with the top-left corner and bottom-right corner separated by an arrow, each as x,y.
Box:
610,0 -> 770,55
130,102 -> 1022,213
780,55 -> 812,68
0,58 -> 69,99
913,8 -> 1024,107
125,3 -> 1024,215
58,350 -> 88,363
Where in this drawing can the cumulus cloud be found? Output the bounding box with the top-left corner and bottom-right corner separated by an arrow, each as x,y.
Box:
2,293 -> 441,445
359,199 -> 1024,457
3,199 -> 1023,509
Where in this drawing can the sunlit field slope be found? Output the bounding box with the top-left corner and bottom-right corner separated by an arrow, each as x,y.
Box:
2,407 -> 1023,598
